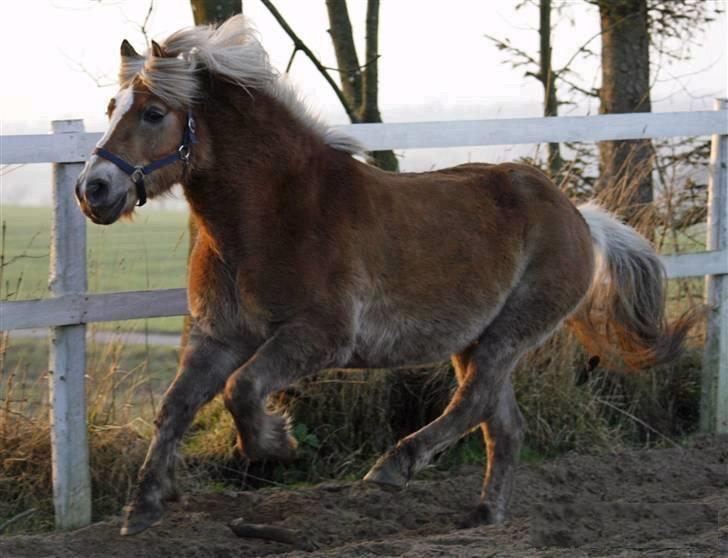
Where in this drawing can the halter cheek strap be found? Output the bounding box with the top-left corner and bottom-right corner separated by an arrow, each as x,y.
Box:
94,112 -> 197,207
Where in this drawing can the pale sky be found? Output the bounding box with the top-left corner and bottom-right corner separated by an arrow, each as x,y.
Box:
1,0 -> 726,205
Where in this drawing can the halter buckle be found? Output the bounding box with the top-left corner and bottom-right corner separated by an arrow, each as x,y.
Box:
131,167 -> 145,185
178,145 -> 191,162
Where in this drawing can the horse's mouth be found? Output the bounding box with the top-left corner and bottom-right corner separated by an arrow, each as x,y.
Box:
82,195 -> 128,225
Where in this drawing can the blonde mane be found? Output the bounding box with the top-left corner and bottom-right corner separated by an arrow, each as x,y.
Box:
120,15 -> 364,154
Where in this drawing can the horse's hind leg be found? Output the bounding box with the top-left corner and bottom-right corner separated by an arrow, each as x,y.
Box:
121,332 -> 251,536
364,284 -> 573,524
466,377 -> 525,526
363,329 -> 528,493
452,351 -> 526,525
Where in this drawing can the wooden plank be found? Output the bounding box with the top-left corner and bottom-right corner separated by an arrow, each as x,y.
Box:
0,289 -> 189,330
83,288 -> 188,322
2,111 -> 727,164
342,111 -> 728,151
662,250 -> 728,279
2,131 -> 102,164
0,246 -> 726,332
702,98 -> 728,435
0,295 -> 83,329
48,120 -> 91,530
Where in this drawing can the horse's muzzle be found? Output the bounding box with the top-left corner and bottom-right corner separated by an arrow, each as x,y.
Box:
75,180 -> 127,225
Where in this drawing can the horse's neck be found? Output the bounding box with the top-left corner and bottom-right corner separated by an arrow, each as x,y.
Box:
183,87 -> 329,256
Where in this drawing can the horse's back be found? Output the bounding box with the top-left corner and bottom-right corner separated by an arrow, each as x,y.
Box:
356,160 -> 588,274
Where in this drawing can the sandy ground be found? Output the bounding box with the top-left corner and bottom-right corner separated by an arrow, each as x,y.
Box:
2,435 -> 727,558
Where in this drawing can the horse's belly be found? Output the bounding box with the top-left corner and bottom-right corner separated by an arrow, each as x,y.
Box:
351,302 -> 494,368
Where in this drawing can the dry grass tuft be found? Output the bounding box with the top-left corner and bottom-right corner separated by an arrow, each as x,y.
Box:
0,416 -> 150,533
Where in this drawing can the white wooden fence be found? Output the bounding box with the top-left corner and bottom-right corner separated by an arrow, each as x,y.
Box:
1,104 -> 727,530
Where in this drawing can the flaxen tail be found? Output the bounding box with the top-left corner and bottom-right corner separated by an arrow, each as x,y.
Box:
569,202 -> 696,369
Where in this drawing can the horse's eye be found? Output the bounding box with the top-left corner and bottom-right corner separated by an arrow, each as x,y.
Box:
143,108 -> 165,123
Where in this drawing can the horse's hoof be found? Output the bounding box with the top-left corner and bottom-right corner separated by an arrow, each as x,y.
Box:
363,456 -> 408,489
120,502 -> 163,536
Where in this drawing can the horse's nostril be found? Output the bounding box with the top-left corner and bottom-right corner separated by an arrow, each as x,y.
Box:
85,178 -> 109,205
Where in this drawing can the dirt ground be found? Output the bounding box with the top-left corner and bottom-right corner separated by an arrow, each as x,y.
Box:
2,435 -> 727,558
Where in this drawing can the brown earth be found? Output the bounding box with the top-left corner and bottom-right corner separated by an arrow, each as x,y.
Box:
2,436 -> 727,558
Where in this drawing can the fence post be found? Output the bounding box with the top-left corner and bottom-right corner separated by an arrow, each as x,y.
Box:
48,119 -> 91,528
701,98 -> 728,434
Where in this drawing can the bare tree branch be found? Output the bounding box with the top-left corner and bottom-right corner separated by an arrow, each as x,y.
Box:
554,26 -> 604,78
484,34 -> 539,71
62,52 -> 116,88
259,0 -> 357,122
556,72 -> 599,98
285,46 -> 298,73
138,0 -> 154,46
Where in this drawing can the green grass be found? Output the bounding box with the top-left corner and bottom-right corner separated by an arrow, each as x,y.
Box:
1,205 -> 189,333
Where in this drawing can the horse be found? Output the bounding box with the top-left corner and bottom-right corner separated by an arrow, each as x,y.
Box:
75,15 -> 693,536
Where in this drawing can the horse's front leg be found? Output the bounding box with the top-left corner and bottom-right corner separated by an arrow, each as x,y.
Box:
224,318 -> 351,463
121,331 -> 252,536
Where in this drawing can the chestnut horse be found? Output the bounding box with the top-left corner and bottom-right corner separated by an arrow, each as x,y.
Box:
75,16 -> 692,536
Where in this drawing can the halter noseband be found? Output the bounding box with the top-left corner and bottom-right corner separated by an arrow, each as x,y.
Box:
93,111 -> 197,207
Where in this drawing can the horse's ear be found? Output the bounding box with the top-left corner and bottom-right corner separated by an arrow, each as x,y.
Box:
151,40 -> 166,58
120,39 -> 141,59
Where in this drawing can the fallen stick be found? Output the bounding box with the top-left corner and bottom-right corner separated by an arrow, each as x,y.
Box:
228,519 -> 318,552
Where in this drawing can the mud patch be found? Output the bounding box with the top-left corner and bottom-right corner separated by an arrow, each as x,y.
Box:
530,501 -> 719,548
1,435 -> 727,558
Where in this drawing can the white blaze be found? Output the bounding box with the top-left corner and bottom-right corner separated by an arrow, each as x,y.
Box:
97,86 -> 135,148
78,86 -> 136,197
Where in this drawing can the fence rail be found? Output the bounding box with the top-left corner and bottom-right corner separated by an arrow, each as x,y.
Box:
1,106 -> 727,530
3,110 -> 728,164
3,248 -> 727,331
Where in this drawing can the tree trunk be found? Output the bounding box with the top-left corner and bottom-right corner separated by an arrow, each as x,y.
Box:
325,0 -> 362,111
539,0 -> 563,178
361,0 -> 397,171
181,0 -> 243,351
326,0 -> 398,171
597,0 -> 653,213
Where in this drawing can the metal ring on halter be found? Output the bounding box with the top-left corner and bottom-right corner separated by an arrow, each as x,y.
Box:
131,167 -> 145,185
178,145 -> 191,162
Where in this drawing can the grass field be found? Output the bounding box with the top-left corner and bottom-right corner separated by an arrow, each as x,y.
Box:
1,205 -> 189,333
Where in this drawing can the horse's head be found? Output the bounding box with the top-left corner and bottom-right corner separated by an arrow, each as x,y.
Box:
76,40 -> 197,225
76,14 -> 345,225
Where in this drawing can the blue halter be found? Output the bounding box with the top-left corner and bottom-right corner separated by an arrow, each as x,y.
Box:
94,112 -> 197,206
